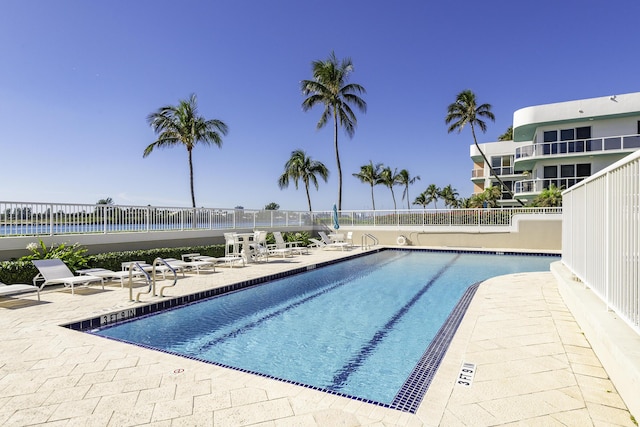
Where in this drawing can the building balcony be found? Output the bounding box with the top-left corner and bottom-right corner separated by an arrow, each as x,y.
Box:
514,134 -> 640,166
471,169 -> 485,179
514,177 -> 586,195
471,167 -> 527,180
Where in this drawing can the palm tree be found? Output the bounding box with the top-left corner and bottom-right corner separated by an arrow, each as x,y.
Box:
278,149 -> 329,212
145,94 -> 228,208
396,169 -> 421,210
531,184 -> 563,207
378,167 -> 400,210
498,125 -> 513,141
352,161 -> 383,210
96,197 -> 113,205
470,186 -> 502,208
425,184 -> 441,209
301,51 -> 367,210
440,185 -> 459,208
445,90 -> 523,205
413,191 -> 429,209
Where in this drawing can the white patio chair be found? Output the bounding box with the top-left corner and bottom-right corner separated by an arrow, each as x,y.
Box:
267,231 -> 294,258
32,259 -> 104,295
318,231 -> 349,251
0,282 -> 41,301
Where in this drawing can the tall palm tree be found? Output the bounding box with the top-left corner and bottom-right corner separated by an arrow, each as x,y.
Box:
301,52 -> 367,210
145,94 -> 228,208
396,169 -> 421,210
441,184 -> 459,208
378,166 -> 400,210
352,161 -> 383,210
278,149 -> 329,212
425,184 -> 441,209
413,191 -> 429,209
445,90 -> 523,205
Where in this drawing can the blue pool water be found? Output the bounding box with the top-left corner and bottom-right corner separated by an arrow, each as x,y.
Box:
92,250 -> 557,409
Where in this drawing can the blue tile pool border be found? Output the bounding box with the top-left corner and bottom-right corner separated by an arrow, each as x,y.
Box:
62,248 -> 559,414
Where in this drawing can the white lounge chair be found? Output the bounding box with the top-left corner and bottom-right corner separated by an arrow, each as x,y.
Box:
0,282 -> 41,301
307,238 -> 325,249
318,231 -> 350,251
273,231 -> 307,255
191,255 -> 245,268
75,267 -> 147,288
32,259 -> 104,295
164,258 -> 215,275
267,232 -> 294,258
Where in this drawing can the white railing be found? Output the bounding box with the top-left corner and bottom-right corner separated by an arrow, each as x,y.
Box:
562,150 -> 640,334
515,133 -> 640,160
0,202 -> 561,237
0,202 -> 313,237
314,207 -> 561,228
514,177 -> 587,194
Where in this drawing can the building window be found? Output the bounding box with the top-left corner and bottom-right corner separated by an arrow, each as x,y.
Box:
576,163 -> 591,177
561,165 -> 575,177
544,166 -> 558,179
560,129 -> 575,141
490,155 -> 513,175
541,163 -> 591,190
576,127 -> 591,139
543,131 -> 557,142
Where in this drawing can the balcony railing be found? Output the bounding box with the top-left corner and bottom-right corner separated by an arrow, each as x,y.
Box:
0,201 -> 562,237
471,166 -> 518,179
514,178 -> 586,194
515,133 -> 640,160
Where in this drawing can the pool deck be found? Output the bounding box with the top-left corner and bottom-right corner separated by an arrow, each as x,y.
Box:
0,248 -> 636,426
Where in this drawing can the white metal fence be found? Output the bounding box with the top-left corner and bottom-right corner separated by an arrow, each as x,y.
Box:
0,201 -> 561,238
562,150 -> 640,334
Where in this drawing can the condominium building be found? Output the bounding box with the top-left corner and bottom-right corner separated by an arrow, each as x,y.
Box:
471,92 -> 640,206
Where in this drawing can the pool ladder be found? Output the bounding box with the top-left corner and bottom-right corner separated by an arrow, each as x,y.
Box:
128,258 -> 178,302
361,233 -> 378,250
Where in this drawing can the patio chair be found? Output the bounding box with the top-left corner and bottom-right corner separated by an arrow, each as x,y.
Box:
318,231 -> 349,251
191,255 -> 245,268
75,267 -> 148,288
345,231 -> 354,248
164,257 -> 215,275
267,232 -> 294,258
249,231 -> 269,262
32,259 -> 104,295
307,238 -> 326,249
224,233 -> 241,257
0,282 -> 41,301
273,231 -> 306,255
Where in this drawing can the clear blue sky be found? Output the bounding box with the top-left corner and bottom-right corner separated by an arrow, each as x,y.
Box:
1,1 -> 638,211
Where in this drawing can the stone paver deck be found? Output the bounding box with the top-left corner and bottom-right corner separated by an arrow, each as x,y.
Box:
0,249 -> 636,426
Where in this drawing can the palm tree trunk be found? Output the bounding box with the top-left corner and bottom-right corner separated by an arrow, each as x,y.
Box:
370,184 -> 376,210
188,149 -> 196,208
333,110 -> 342,210
406,185 -> 410,210
305,183 -> 312,212
470,124 -> 524,206
391,188 -> 397,210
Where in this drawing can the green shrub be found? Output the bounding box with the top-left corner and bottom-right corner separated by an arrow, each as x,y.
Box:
0,244 -> 226,285
20,240 -> 89,271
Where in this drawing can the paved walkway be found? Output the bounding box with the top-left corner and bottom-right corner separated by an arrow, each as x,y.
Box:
0,249 -> 635,426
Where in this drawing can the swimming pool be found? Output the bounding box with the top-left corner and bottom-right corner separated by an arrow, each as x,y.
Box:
90,249 -> 558,412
